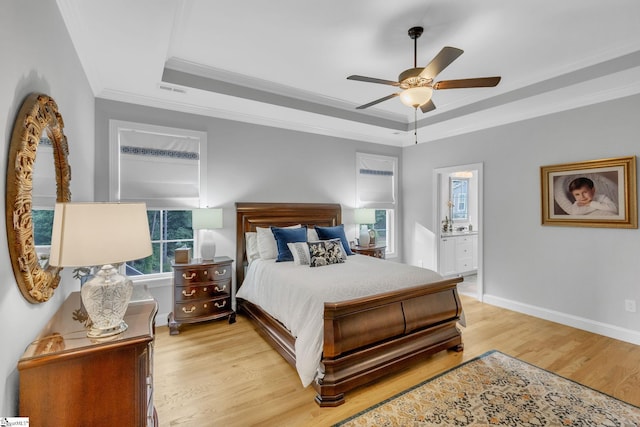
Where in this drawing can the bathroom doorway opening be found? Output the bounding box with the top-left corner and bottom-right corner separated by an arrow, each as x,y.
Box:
433,163 -> 483,301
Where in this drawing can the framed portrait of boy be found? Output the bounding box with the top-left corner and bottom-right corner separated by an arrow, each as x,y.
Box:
540,156 -> 637,228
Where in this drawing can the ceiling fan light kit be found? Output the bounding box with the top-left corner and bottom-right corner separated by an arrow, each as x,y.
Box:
400,86 -> 433,108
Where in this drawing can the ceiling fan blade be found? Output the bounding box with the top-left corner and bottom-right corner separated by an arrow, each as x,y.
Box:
419,46 -> 464,79
434,76 -> 502,90
347,75 -> 400,86
356,93 -> 399,109
420,99 -> 436,113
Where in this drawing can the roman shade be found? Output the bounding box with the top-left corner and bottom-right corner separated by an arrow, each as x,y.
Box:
109,120 -> 207,208
356,152 -> 397,209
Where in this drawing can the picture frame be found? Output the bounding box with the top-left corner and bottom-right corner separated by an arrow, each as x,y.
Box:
540,156 -> 637,228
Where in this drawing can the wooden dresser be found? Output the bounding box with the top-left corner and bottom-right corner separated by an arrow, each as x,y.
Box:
18,291 -> 158,426
168,256 -> 235,335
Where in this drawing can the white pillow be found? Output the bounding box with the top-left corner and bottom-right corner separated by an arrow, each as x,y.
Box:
287,242 -> 310,265
256,224 -> 301,260
245,232 -> 260,264
307,227 -> 319,242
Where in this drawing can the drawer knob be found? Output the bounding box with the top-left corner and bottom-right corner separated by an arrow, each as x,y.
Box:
182,272 -> 197,280
214,269 -> 226,276
182,305 -> 196,314
214,284 -> 227,292
182,289 -> 197,297
214,300 -> 227,308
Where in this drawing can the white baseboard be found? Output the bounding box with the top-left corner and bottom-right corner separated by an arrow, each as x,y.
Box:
156,311 -> 170,327
483,294 -> 640,346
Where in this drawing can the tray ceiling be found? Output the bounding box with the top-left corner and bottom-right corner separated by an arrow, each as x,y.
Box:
57,0 -> 640,146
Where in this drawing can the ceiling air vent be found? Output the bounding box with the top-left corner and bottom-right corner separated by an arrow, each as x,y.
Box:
158,83 -> 186,94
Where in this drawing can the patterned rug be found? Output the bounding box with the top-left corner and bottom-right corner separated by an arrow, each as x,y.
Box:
334,350 -> 640,426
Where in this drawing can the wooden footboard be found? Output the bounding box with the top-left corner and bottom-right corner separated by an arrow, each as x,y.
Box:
315,277 -> 463,406
238,276 -> 463,407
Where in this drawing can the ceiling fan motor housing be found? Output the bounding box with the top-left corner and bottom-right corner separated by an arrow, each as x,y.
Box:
398,68 -> 433,89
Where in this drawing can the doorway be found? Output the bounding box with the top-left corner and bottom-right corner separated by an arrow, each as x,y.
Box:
433,163 -> 483,301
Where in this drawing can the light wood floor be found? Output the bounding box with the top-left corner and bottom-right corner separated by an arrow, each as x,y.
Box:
153,295 -> 640,426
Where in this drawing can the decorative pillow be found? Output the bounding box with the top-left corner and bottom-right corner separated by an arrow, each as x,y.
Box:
314,224 -> 354,256
308,238 -> 346,267
256,224 -> 301,260
272,226 -> 307,262
307,227 -> 319,242
245,232 -> 260,264
287,242 -> 310,265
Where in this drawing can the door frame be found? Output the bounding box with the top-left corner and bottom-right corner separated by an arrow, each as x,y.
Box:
433,163 -> 483,301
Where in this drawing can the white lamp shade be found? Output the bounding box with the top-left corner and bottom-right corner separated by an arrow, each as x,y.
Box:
399,86 -> 433,108
192,208 -> 223,230
354,208 -> 376,225
49,202 -> 152,267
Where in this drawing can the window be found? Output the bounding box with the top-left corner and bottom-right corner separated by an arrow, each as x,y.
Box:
450,178 -> 469,221
371,209 -> 394,251
356,153 -> 398,256
109,121 -> 207,277
127,210 -> 194,276
33,209 -> 54,268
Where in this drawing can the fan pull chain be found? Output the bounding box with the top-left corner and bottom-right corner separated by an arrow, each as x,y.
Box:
414,108 -> 418,144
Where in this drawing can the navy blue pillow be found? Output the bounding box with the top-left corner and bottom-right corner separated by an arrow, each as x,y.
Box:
272,226 -> 307,262
314,224 -> 354,256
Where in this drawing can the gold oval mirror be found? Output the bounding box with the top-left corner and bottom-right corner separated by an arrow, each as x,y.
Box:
6,94 -> 71,303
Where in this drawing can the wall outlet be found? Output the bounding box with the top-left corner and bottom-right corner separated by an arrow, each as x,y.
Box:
625,299 -> 637,313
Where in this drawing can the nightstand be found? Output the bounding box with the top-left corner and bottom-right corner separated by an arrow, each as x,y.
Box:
168,256 -> 235,335
352,244 -> 386,259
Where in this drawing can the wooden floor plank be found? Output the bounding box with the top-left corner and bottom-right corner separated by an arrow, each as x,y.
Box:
153,295 -> 640,426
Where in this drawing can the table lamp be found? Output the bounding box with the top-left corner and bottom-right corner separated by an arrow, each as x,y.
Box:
354,208 -> 375,246
49,202 -> 152,338
192,208 -> 223,261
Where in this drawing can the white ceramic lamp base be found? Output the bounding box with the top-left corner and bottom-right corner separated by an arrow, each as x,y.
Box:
200,230 -> 217,261
359,226 -> 370,246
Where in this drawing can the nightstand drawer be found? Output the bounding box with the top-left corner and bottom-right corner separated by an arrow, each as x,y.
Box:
174,296 -> 230,320
206,264 -> 231,281
174,264 -> 231,285
175,279 -> 231,302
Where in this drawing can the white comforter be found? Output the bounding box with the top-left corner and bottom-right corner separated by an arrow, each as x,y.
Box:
236,255 -> 444,387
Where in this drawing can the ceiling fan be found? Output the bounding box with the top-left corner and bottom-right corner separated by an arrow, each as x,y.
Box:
347,26 -> 501,113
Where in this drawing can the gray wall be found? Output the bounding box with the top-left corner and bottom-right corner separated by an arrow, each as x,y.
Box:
0,1 -> 95,416
402,94 -> 640,342
95,98 -> 402,322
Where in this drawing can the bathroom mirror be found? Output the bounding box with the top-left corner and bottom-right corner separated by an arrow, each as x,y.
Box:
6,94 -> 71,303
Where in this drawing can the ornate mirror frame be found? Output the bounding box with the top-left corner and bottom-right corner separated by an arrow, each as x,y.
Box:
6,94 -> 71,303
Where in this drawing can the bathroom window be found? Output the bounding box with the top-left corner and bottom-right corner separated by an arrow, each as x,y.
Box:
450,178 -> 469,221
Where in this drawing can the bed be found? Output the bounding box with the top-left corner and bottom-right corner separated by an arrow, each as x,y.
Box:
235,202 -> 464,406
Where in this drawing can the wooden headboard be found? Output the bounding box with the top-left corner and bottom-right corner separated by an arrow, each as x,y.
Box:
235,202 -> 342,289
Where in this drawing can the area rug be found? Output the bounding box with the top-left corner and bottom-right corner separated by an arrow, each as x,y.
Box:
334,350 -> 640,426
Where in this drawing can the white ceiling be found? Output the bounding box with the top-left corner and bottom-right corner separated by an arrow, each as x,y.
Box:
57,0 -> 640,147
